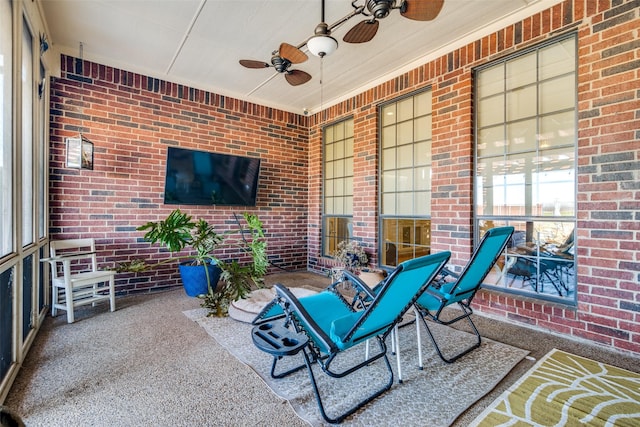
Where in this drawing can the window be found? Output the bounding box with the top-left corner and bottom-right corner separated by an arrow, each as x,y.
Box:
0,0 -> 12,256
22,19 -> 34,247
475,34 -> 577,303
380,89 -> 432,267
322,118 -> 354,257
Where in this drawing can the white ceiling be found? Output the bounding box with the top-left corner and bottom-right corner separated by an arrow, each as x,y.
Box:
39,0 -> 561,115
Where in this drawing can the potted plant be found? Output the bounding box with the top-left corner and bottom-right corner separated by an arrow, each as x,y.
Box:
118,209 -> 267,317
334,240 -> 369,273
332,240 -> 387,287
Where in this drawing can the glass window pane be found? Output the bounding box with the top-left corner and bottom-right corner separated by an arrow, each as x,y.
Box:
540,111 -> 575,148
506,54 -> 536,89
382,170 -> 396,193
534,148 -> 575,216
325,197 -> 334,214
414,167 -> 430,191
334,121 -> 344,140
539,74 -> 575,114
414,191 -> 431,215
344,157 -> 353,177
325,161 -> 334,179
414,141 -> 431,166
478,94 -> 504,127
325,127 -> 334,143
382,125 -> 396,148
414,91 -> 431,116
345,119 -> 354,137
382,104 -> 396,125
22,20 -> 34,247
344,196 -> 353,214
478,125 -> 506,157
414,115 -> 431,141
397,144 -> 413,168
397,120 -> 413,145
540,37 -> 575,80
507,118 -> 537,153
334,139 -> 344,159
38,63 -> 46,239
382,147 -> 396,170
397,98 -> 413,121
478,65 -> 503,98
344,177 -> 353,197
325,180 -> 334,196
334,178 -> 344,196
397,193 -> 413,215
506,85 -> 536,121
325,143 -> 334,161
397,168 -> 412,191
345,137 -> 354,157
334,158 -> 344,178
382,193 -> 396,215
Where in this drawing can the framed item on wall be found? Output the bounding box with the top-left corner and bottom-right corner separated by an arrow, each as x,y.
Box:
66,135 -> 94,170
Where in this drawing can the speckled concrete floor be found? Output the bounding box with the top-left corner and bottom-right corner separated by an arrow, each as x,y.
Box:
4,271 -> 639,426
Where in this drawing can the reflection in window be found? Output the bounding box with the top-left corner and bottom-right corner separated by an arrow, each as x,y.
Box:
323,119 -> 354,257
380,89 -> 432,267
475,34 -> 577,303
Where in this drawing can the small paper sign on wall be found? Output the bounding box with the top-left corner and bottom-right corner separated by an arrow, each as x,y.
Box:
66,136 -> 94,170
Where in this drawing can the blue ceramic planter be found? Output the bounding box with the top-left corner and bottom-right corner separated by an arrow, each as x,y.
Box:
178,261 -> 222,297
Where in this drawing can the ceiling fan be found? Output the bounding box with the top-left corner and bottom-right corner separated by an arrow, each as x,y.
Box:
343,0 -> 445,44
239,0 -> 444,86
239,42 -> 312,86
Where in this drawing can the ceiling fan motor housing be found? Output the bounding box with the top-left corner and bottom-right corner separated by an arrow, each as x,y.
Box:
271,56 -> 291,73
366,0 -> 395,19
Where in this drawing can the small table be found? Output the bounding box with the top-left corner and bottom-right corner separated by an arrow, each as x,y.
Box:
252,321 -> 309,379
252,321 -> 308,356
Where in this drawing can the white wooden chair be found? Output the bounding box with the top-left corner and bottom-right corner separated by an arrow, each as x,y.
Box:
43,238 -> 116,323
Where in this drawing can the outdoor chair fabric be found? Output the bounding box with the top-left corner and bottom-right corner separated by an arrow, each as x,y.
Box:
414,226 -> 514,363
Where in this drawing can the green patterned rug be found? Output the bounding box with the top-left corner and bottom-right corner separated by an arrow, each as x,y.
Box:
470,348 -> 640,426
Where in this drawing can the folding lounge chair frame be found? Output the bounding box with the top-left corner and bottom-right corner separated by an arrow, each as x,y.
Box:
252,251 -> 451,424
414,226 -> 514,364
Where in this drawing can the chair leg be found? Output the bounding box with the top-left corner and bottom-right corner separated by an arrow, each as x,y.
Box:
51,286 -> 59,317
109,276 -> 116,312
413,306 -> 423,370
64,285 -> 75,324
418,309 -> 481,364
303,338 -> 394,424
393,325 -> 403,383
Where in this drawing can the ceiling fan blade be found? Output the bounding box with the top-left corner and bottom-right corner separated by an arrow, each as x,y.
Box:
239,59 -> 270,69
401,0 -> 444,21
343,20 -> 379,43
285,70 -> 312,86
279,43 -> 308,64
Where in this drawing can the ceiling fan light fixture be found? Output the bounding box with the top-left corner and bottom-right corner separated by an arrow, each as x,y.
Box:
307,22 -> 338,57
307,34 -> 338,57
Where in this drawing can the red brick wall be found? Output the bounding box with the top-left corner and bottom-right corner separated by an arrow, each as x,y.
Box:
307,0 -> 640,354
49,0 -> 639,354
49,56 -> 309,293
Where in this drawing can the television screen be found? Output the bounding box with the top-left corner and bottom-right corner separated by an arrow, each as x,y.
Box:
163,147 -> 261,206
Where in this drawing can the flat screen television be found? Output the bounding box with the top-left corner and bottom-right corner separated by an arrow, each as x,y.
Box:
163,147 -> 261,206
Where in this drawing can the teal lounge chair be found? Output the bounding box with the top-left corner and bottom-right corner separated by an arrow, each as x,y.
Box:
252,251 -> 450,424
414,226 -> 514,364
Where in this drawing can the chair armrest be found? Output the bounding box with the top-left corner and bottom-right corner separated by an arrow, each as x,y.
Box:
274,283 -> 337,354
341,270 -> 377,299
41,251 -> 96,263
